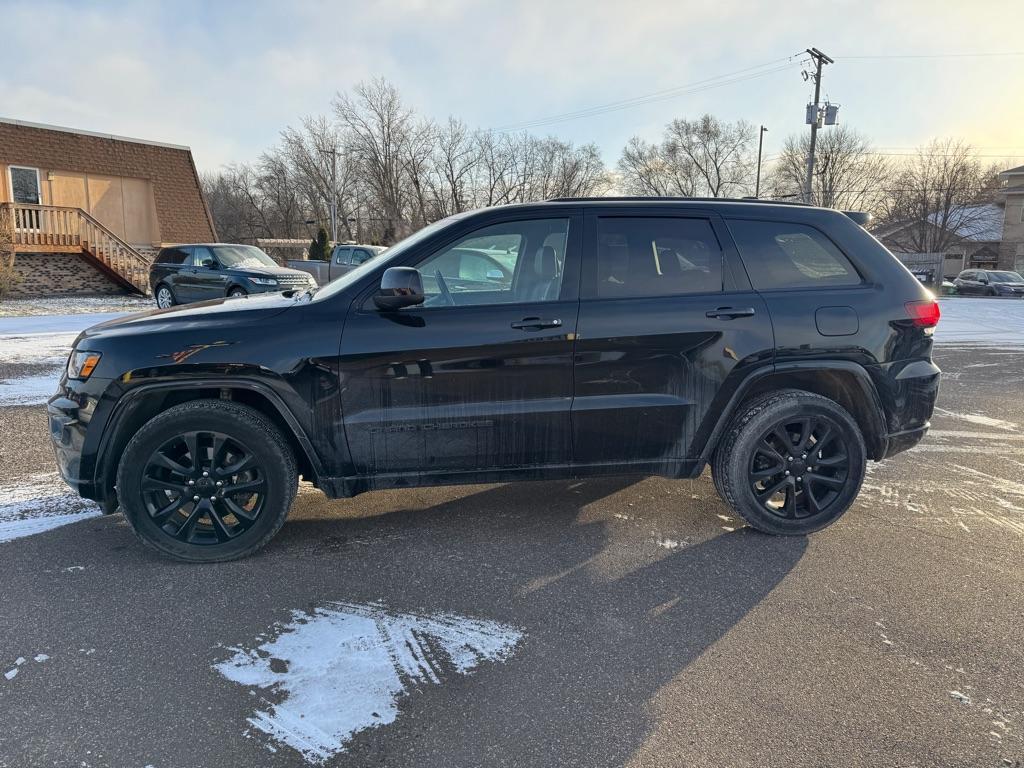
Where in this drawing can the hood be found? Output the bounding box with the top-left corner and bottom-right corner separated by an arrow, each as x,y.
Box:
77,290 -> 304,344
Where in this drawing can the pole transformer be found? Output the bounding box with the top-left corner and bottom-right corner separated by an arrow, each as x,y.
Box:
803,47 -> 833,204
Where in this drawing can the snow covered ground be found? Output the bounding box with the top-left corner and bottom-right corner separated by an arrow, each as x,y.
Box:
934,297 -> 1024,347
0,472 -> 100,543
216,601 -> 523,763
0,295 -> 153,317
0,312 -> 130,406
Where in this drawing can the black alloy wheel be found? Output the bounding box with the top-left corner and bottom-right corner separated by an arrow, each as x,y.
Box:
141,430 -> 266,545
748,416 -> 850,520
117,399 -> 297,562
711,390 -> 867,535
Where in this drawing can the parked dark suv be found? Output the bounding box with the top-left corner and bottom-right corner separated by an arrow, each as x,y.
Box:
149,243 -> 316,307
953,268 -> 1024,297
51,199 -> 941,562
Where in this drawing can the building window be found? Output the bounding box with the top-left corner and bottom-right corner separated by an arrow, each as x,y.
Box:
8,166 -> 41,205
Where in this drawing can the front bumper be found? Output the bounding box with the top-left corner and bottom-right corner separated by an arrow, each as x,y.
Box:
47,376 -> 110,500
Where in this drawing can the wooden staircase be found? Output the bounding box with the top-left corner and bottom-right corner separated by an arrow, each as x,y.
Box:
2,203 -> 152,294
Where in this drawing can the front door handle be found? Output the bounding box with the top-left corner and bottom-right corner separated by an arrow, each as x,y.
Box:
511,317 -> 562,331
706,307 -> 756,320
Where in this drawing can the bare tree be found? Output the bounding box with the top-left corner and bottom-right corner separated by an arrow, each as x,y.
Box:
333,78 -> 416,241
878,139 -> 998,253
618,115 -> 754,197
766,126 -> 890,212
664,115 -> 755,197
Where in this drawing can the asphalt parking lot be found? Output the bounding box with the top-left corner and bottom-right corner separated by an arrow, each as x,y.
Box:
1,302 -> 1022,767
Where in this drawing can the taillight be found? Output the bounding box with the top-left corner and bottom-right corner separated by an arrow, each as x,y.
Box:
905,300 -> 941,328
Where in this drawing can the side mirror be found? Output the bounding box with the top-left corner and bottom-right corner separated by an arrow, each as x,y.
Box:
375,267 -> 425,310
485,269 -> 504,281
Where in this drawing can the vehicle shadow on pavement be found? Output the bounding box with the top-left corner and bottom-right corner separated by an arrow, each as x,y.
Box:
0,477 -> 806,768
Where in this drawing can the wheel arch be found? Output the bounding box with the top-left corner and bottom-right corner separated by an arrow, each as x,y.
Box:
698,361 -> 888,468
96,379 -> 323,506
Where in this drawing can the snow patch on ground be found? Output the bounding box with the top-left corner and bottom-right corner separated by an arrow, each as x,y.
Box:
0,313 -> 130,407
935,298 -> 1024,347
934,407 -> 1018,432
0,472 -> 101,543
215,601 -> 523,764
0,295 -> 152,317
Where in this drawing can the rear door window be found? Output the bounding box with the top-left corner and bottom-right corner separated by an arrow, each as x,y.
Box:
157,247 -> 190,265
727,220 -> 861,290
596,217 -> 723,298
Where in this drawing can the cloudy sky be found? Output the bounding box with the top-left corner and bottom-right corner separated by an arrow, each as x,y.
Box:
2,0 -> 1022,171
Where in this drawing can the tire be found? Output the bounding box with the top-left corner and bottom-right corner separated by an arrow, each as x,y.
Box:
228,287 -> 247,298
711,389 -> 866,535
116,400 -> 298,563
155,284 -> 176,309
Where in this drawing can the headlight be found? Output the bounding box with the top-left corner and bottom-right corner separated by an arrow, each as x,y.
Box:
250,277 -> 279,286
67,350 -> 102,380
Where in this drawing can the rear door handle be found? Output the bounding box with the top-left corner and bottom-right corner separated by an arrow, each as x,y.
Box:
511,317 -> 562,330
706,307 -> 756,320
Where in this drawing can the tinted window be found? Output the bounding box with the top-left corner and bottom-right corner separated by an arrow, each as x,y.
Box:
157,247 -> 190,265
334,247 -> 352,265
415,218 -> 569,306
190,247 -> 216,268
728,220 -> 860,290
597,217 -> 722,298
351,249 -> 373,266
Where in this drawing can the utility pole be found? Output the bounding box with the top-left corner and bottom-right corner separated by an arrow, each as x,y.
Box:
329,149 -> 338,245
755,125 -> 768,198
803,47 -> 833,203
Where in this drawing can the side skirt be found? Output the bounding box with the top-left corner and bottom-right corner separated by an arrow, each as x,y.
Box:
318,458 -> 704,499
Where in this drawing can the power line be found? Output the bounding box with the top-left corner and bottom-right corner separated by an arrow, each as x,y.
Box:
838,51 -> 1024,60
491,54 -> 805,132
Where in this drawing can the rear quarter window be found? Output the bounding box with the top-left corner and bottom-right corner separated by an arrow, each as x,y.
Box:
727,220 -> 861,291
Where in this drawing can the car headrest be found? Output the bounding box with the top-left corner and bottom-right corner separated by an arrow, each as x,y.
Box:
534,245 -> 558,278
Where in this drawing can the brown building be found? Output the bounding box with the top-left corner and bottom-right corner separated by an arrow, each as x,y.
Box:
1,118 -> 216,297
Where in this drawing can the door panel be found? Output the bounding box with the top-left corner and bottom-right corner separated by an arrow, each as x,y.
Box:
190,247 -> 229,301
87,175 -> 126,237
339,301 -> 578,475
338,213 -> 581,477
573,291 -> 771,463
573,209 -> 774,467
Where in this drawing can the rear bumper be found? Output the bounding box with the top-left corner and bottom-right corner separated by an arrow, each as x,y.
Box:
881,423 -> 929,459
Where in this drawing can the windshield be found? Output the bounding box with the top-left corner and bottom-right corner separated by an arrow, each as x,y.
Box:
988,271 -> 1024,283
311,213 -> 473,302
215,245 -> 278,269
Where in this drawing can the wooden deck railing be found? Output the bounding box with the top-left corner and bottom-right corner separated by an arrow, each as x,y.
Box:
1,203 -> 151,294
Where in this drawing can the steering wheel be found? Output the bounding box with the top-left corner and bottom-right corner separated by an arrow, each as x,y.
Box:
435,270 -> 455,306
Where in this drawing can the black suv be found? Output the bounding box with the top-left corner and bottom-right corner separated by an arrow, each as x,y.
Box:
50,199 -> 941,562
149,243 -> 316,307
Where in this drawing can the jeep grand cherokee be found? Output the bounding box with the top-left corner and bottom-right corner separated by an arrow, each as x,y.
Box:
49,198 -> 940,562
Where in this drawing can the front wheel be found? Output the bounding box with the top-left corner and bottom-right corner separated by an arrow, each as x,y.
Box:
228,287 -> 247,299
117,400 -> 297,562
712,390 -> 866,535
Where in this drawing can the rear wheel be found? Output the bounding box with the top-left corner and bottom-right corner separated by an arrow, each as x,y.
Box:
712,390 -> 866,535
117,400 -> 297,562
155,285 -> 176,309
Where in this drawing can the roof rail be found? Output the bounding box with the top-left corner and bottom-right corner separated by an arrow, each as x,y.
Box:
544,195 -> 811,207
